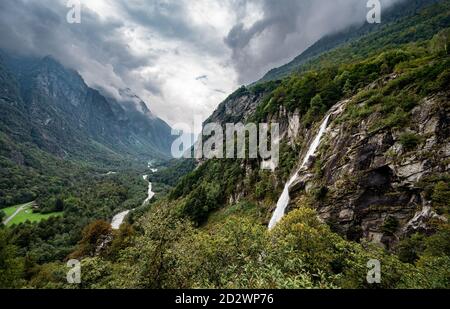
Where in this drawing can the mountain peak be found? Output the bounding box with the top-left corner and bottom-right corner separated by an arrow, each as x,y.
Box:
118,88 -> 154,117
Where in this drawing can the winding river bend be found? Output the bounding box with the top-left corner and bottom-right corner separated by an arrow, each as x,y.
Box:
111,210 -> 131,230
111,174 -> 156,230
142,175 -> 156,205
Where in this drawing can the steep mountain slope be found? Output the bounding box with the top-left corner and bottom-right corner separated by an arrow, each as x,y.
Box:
259,0 -> 445,83
1,53 -> 174,161
0,53 -> 175,207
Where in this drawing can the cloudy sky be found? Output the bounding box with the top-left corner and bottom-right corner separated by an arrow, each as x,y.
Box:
0,0 -> 402,131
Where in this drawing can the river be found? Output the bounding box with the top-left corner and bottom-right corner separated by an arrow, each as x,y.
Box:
111,174 -> 156,230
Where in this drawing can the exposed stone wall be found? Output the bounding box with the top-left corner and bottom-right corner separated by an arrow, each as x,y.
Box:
289,93 -> 449,248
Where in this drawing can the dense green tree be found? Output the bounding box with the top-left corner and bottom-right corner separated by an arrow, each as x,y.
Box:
55,198 -> 64,212
430,29 -> 450,55
0,229 -> 25,288
0,210 -> 5,223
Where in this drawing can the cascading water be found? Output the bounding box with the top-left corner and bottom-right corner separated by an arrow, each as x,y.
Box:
268,114 -> 332,230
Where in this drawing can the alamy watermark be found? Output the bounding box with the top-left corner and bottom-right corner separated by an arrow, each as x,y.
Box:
367,0 -> 382,24
66,0 -> 81,24
67,259 -> 81,284
367,259 -> 381,284
65,1 -> 380,25
171,118 -> 279,170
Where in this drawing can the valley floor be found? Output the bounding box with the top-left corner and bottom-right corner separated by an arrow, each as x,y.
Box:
2,202 -> 63,227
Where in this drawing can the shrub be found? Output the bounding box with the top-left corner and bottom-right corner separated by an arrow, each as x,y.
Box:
382,216 -> 399,236
70,220 -> 112,259
0,210 -> 5,224
396,233 -> 426,264
423,224 -> 450,258
399,132 -> 424,151
432,181 -> 450,214
375,107 -> 410,131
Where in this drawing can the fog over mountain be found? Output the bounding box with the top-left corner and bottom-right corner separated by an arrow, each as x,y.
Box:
0,0 -> 403,128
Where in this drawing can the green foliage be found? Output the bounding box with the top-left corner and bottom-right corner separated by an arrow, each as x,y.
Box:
71,206 -> 450,289
182,181 -> 223,226
429,29 -> 450,55
413,256 -> 450,288
0,229 -> 25,288
423,224 -> 450,258
148,159 -> 196,189
27,262 -> 69,289
170,159 -> 247,226
396,233 -> 426,264
304,94 -> 327,125
248,80 -> 281,96
0,170 -> 147,270
382,216 -> 400,236
399,132 -> 424,151
432,181 -> 450,215
255,67 -> 342,122
0,209 -> 5,223
208,200 -> 261,225
397,224 -> 450,288
80,257 -> 113,289
107,223 -> 135,260
277,142 -> 299,181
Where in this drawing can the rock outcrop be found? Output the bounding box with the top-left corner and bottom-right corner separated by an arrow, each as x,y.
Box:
288,92 -> 449,248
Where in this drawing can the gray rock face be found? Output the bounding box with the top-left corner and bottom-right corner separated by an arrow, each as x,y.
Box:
200,66 -> 448,250
205,89 -> 266,126
293,93 -> 450,248
403,204 -> 448,235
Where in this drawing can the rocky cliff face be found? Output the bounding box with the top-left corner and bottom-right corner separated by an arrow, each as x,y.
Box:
278,91 -> 448,249
300,92 -> 449,248
204,87 -> 270,125
202,76 -> 449,249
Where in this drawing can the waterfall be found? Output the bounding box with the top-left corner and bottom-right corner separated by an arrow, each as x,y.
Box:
268,114 -> 332,230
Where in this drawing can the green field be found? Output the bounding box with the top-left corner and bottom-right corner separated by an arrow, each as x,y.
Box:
1,202 -> 63,227
2,205 -> 19,218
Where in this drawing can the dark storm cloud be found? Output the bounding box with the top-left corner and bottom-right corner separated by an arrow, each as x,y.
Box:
0,0 -> 406,125
225,0 -> 404,84
115,0 -> 227,56
0,0 -> 159,95
0,0 -> 235,125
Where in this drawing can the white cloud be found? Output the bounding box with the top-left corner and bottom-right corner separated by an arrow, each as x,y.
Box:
82,0 -> 239,129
